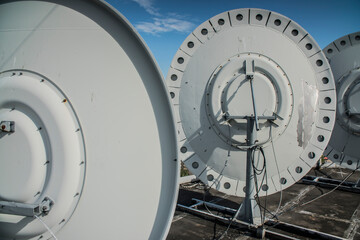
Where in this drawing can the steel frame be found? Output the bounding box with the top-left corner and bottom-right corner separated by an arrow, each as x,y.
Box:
177,198 -> 345,240
300,175 -> 360,193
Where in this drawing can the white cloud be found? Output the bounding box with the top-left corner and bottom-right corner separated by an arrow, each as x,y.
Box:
135,17 -> 194,35
130,0 -> 194,35
131,0 -> 160,16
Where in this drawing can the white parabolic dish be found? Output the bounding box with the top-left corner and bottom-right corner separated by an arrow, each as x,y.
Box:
166,8 -> 337,196
0,0 -> 178,239
324,32 -> 360,170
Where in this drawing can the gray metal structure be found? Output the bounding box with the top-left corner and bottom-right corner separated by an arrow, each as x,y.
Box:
323,31 -> 360,170
166,8 -> 336,200
177,199 -> 346,240
0,1 -> 178,239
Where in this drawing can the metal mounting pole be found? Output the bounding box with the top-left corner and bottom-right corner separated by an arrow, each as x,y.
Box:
233,72 -> 262,225
234,117 -> 262,225
228,68 -> 276,226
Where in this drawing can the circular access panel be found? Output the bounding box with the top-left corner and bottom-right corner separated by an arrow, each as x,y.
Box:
323,31 -> 360,170
0,1 -> 178,240
166,8 -> 336,196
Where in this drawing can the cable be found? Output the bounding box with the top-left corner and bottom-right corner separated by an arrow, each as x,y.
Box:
300,166 -> 359,207
206,121 -> 279,237
269,125 -> 283,218
216,145 -> 270,238
212,124 -> 246,239
204,127 -> 236,232
34,215 -> 58,240
202,156 -> 230,216
273,166 -> 360,219
214,215 -> 236,240
251,146 -> 265,223
257,147 -> 269,223
252,148 -> 266,175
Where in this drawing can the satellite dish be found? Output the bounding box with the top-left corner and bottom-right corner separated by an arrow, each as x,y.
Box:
323,31 -> 360,170
167,8 -> 336,197
0,1 -> 178,239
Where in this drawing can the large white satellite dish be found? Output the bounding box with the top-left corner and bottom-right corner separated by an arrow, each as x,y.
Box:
166,8 -> 336,198
323,31 -> 360,170
0,1 -> 178,239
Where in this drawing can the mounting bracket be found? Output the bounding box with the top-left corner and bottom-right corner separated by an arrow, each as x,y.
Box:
0,121 -> 15,133
233,75 -> 276,225
0,197 -> 54,217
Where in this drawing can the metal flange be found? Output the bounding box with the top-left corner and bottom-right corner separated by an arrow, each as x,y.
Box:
323,31 -> 360,170
167,8 -> 336,196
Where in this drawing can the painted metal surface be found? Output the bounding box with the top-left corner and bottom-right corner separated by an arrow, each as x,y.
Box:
323,32 -> 360,170
0,1 -> 178,239
166,8 -> 336,197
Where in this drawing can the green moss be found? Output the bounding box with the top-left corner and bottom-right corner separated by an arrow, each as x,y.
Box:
180,162 -> 190,177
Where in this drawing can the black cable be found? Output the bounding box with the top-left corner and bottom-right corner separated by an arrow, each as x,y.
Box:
258,147 -> 267,223
254,150 -> 266,223
252,147 -> 266,174
251,146 -> 270,223
253,146 -> 283,222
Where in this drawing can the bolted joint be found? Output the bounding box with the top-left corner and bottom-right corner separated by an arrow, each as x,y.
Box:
0,121 -> 15,133
246,74 -> 254,80
222,112 -> 230,121
0,197 -> 54,217
39,197 -> 54,215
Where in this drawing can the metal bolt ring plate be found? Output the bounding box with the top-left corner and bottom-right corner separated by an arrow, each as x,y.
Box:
323,31 -> 360,170
166,8 -> 336,197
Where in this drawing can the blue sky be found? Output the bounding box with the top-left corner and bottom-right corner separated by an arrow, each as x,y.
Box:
106,0 -> 360,77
